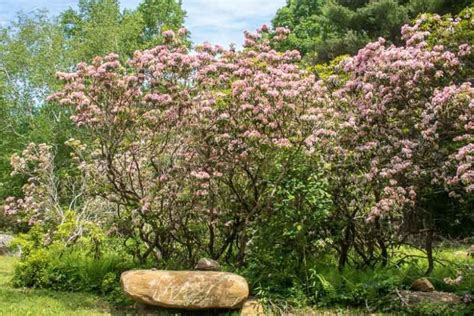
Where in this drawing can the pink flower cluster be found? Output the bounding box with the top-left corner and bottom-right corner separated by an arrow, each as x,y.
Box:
333,17 -> 473,219
4,143 -> 57,225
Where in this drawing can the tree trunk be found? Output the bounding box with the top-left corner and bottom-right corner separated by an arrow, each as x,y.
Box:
425,229 -> 434,275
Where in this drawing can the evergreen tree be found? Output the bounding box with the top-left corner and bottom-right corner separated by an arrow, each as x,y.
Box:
272,0 -> 473,63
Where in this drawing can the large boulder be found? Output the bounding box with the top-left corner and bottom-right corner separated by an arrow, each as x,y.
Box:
121,270 -> 249,310
0,234 -> 14,255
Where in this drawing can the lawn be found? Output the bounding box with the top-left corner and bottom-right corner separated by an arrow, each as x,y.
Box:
0,256 -> 110,316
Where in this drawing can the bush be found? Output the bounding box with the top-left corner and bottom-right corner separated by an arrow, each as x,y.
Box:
237,153 -> 334,302
10,217 -> 140,306
12,239 -> 137,306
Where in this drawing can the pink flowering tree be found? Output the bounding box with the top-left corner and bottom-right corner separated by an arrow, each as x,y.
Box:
48,26 -> 333,266
186,26 -> 331,265
5,143 -> 60,226
325,13 -> 473,271
39,13 -> 473,272
413,8 -> 474,81
48,29 -> 205,264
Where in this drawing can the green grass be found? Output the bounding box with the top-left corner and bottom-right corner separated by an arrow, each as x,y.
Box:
0,256 -> 110,316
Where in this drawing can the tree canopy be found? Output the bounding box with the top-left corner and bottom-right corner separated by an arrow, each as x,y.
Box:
272,0 -> 474,63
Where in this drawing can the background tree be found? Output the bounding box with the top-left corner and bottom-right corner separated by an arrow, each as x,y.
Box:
0,11 -> 71,203
61,0 -> 186,62
272,0 -> 474,63
138,0 -> 186,43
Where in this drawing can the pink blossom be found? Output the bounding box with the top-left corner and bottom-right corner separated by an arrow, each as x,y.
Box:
191,171 -> 211,180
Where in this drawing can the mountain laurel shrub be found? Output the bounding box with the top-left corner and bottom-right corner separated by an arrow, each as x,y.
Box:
45,26 -> 335,267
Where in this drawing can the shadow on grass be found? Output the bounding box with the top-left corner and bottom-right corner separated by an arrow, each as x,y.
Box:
111,304 -> 240,316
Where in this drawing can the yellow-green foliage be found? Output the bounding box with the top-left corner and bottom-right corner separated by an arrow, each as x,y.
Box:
309,55 -> 350,81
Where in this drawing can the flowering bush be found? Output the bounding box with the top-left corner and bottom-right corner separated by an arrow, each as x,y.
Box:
413,7 -> 474,81
336,34 -> 471,218
186,27 -> 332,264
4,139 -> 111,230
48,29 -> 200,263
9,10 -> 473,272
321,10 -> 473,269
46,27 -> 333,265
6,143 -> 57,225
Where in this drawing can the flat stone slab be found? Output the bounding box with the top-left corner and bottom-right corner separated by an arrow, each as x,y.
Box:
121,270 -> 249,310
398,290 -> 462,305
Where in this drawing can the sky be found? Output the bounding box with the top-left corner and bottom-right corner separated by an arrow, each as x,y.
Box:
0,0 -> 286,47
